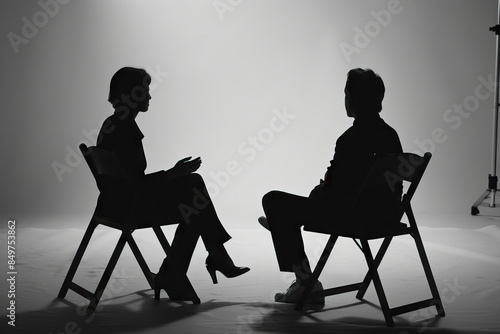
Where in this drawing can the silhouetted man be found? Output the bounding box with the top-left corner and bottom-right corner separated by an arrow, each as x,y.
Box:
260,68 -> 403,304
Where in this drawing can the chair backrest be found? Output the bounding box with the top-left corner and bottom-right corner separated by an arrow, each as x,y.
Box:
377,152 -> 431,204
79,143 -> 127,192
347,152 -> 431,225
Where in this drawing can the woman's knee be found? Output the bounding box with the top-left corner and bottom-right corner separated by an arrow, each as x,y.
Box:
181,173 -> 205,188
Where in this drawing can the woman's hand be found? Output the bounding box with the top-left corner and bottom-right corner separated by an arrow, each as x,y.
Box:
173,156 -> 202,176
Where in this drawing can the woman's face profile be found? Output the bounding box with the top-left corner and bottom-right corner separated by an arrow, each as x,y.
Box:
137,84 -> 151,112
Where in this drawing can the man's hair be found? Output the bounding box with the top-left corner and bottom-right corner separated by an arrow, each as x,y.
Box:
345,68 -> 385,114
108,67 -> 151,107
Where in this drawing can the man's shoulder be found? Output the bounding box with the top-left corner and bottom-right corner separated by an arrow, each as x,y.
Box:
379,118 -> 400,135
378,117 -> 396,129
379,119 -> 403,152
335,117 -> 402,151
382,120 -> 399,141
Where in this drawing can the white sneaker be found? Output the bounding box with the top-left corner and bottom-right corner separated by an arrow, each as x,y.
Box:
274,280 -> 324,304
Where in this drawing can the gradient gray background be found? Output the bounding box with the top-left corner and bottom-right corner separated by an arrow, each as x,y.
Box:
0,0 -> 497,228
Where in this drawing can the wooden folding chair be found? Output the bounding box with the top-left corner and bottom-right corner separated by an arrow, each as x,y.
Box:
295,152 -> 445,327
57,144 -> 200,313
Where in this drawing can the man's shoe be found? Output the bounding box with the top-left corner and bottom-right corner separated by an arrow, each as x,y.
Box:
274,280 -> 324,304
258,216 -> 270,231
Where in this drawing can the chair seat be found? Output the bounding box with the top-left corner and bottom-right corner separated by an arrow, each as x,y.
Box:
296,153 -> 445,327
93,214 -> 177,230
58,143 -> 200,313
93,215 -> 152,230
304,221 -> 409,239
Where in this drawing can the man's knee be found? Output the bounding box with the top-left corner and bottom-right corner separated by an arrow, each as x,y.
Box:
262,190 -> 282,211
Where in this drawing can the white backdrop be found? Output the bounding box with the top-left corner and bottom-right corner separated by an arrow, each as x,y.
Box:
0,0 -> 497,228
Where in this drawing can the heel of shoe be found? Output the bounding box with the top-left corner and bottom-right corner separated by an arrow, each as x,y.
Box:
154,285 -> 161,300
205,254 -> 249,283
153,275 -> 167,301
206,265 -> 218,284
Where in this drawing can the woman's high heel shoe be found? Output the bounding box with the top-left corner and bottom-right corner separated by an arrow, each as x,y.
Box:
153,278 -> 166,301
205,255 -> 250,284
154,267 -> 200,304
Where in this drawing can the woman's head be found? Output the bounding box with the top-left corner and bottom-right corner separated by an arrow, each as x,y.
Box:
344,68 -> 385,118
108,67 -> 151,112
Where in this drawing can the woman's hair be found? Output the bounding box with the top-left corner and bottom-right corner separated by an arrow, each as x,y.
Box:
345,68 -> 385,114
108,67 -> 151,107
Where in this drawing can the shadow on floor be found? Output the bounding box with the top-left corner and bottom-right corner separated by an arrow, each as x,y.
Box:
14,290 -> 245,334
12,290 -> 483,334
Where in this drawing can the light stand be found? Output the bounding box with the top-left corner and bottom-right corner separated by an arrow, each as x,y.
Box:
471,1 -> 500,215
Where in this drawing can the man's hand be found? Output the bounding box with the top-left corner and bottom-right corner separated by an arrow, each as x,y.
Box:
173,156 -> 202,176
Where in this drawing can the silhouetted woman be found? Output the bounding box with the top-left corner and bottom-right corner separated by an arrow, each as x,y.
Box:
96,67 -> 249,301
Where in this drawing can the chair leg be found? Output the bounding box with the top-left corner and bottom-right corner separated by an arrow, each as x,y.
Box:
153,225 -> 171,255
356,236 -> 393,300
296,235 -> 339,311
126,231 -> 155,289
58,220 -> 98,299
412,229 -> 445,317
360,239 -> 394,327
87,232 -> 127,313
407,205 -> 445,317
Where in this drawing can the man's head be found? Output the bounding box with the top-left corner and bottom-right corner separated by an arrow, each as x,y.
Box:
344,68 -> 385,118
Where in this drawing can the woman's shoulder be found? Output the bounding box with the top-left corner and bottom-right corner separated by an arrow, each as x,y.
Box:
101,113 -> 138,132
98,114 -> 126,147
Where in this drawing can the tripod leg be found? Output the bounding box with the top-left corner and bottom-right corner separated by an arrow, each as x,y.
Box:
471,190 -> 491,215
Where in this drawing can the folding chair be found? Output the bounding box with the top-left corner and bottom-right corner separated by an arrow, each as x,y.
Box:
57,144 -> 200,313
295,152 -> 445,327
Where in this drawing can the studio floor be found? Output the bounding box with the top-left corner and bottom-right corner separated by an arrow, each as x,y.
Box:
1,212 -> 500,334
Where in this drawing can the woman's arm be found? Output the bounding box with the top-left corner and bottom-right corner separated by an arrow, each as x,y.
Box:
163,156 -> 202,179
